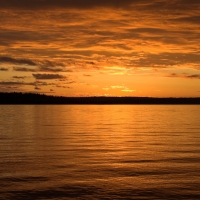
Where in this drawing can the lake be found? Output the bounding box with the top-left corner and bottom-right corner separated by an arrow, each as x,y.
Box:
0,105 -> 200,199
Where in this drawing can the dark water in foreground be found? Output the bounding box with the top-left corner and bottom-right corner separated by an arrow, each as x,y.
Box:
0,105 -> 200,200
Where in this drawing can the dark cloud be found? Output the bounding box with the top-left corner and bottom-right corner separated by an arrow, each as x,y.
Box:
0,80 -> 63,87
5,86 -> 19,89
38,66 -> 73,73
128,28 -> 168,34
0,85 -> 23,92
168,73 -> 177,77
124,28 -> 200,46
0,56 -> 36,66
0,81 -> 25,85
0,56 -> 69,72
167,73 -> 200,79
12,66 -> 71,73
0,0 -> 139,9
3,56 -> 72,73
33,81 -> 49,86
187,74 -> 200,79
38,60 -> 66,68
34,86 -> 41,90
0,80 -> 72,93
172,16 -> 200,24
13,67 -> 37,72
0,0 -> 199,10
32,73 -> 66,80
0,29 -> 49,45
0,67 -> 8,71
12,76 -> 27,79
131,52 -> 200,68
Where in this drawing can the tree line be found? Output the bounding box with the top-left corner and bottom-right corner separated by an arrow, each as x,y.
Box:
0,92 -> 200,104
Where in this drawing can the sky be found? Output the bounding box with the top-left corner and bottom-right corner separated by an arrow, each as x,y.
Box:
0,0 -> 200,97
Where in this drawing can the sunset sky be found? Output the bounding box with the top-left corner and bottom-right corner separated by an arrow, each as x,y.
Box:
0,0 -> 200,97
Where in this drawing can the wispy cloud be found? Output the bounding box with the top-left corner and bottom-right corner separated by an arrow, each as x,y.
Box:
111,85 -> 125,89
103,85 -> 135,93
122,89 -> 135,92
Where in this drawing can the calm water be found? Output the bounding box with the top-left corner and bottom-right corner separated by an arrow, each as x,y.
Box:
0,105 -> 200,200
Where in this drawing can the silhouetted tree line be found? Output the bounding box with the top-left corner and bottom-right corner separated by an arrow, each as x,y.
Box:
0,92 -> 200,104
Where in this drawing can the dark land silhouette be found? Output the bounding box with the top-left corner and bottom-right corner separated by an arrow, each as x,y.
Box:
0,92 -> 200,104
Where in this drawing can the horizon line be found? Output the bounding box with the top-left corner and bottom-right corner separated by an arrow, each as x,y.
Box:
1,92 -> 200,99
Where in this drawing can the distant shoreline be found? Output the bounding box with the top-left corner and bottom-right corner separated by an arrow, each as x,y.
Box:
0,92 -> 200,104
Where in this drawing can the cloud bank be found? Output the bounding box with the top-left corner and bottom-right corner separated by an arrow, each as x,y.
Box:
0,0 -> 199,96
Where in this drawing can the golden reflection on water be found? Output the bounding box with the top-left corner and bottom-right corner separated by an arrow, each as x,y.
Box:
0,105 -> 200,199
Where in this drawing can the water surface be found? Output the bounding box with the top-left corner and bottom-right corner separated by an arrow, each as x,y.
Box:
0,105 -> 200,199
